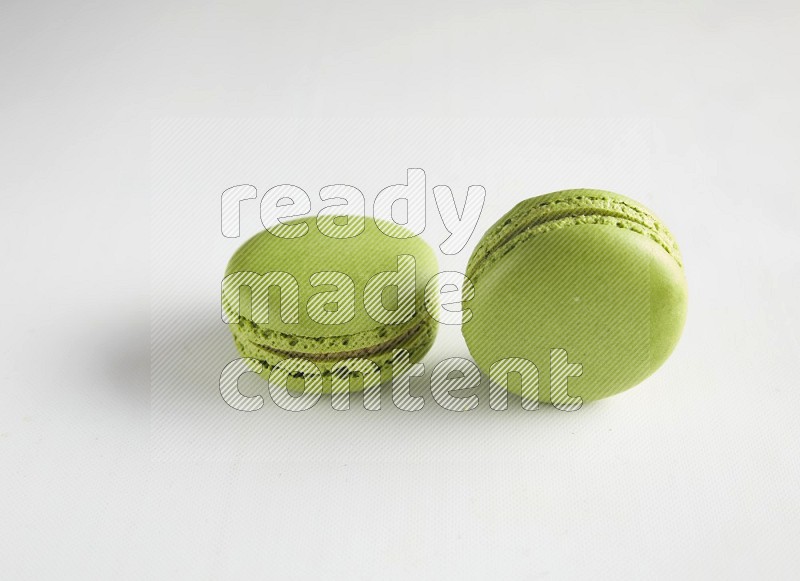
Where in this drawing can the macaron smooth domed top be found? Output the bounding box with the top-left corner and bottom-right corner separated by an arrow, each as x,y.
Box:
462,189 -> 688,403
224,216 -> 439,384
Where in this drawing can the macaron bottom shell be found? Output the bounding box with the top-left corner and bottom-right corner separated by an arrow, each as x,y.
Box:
231,312 -> 438,394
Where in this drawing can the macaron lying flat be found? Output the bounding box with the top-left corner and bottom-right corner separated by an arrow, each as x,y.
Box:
223,216 -> 438,392
463,189 -> 687,404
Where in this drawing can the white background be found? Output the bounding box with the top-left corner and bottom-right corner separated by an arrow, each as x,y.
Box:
2,1 -> 799,579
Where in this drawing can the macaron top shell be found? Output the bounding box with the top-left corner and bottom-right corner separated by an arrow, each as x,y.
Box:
463,189 -> 687,403
467,189 -> 682,284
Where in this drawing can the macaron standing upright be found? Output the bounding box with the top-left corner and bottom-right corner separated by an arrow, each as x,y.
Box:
463,189 -> 687,404
223,216 -> 438,393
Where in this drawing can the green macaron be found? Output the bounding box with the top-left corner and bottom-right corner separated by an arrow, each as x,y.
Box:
223,216 -> 438,393
463,189 -> 687,404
